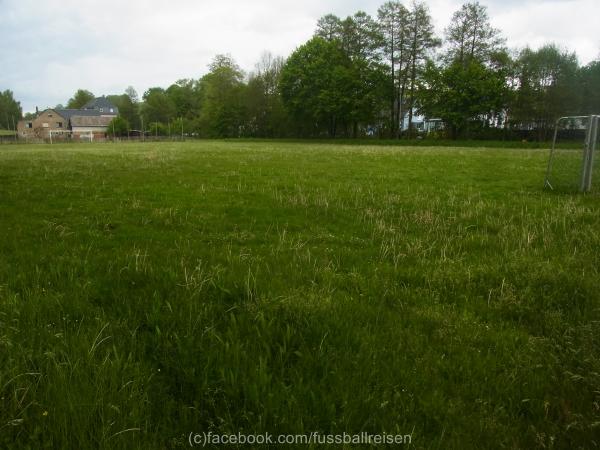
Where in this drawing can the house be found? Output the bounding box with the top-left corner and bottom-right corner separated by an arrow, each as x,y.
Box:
400,111 -> 444,134
17,97 -> 118,141
81,96 -> 119,115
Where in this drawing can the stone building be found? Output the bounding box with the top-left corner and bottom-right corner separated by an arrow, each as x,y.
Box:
17,97 -> 118,141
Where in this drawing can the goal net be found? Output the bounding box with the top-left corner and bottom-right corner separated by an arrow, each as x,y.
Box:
48,129 -> 74,144
545,115 -> 599,193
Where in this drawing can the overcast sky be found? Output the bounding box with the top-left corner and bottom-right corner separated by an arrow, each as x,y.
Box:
1,0 -> 598,113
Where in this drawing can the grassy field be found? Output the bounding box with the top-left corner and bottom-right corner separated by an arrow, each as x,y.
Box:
0,141 -> 599,449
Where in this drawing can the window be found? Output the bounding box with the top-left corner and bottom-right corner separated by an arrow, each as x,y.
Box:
99,108 -> 104,112
48,113 -> 53,117
109,108 -> 114,113
26,122 -> 33,129
57,122 -> 63,128
42,123 -> 49,128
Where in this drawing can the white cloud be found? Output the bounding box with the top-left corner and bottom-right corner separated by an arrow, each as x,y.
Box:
1,0 -> 598,112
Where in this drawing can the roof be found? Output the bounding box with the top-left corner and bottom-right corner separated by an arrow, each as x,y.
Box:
41,109 -> 68,120
55,109 -> 104,120
70,115 -> 114,128
82,96 -> 118,112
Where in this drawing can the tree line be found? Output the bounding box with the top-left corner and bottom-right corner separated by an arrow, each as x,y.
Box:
3,1 -> 599,140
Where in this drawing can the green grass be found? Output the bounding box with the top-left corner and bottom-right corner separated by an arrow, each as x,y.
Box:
229,137 -> 583,149
1,141 -> 599,449
0,129 -> 16,136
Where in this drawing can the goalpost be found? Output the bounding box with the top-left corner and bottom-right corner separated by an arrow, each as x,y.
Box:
48,129 -> 73,144
48,130 -> 94,144
545,115 -> 600,193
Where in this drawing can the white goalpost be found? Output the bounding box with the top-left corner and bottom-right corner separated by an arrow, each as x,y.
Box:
48,129 -> 73,144
545,115 -> 600,193
48,130 -> 94,144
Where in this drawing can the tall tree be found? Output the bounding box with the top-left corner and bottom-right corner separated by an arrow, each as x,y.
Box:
106,116 -> 130,137
378,1 -> 411,137
0,90 -> 22,130
444,1 -> 504,66
337,12 -> 387,137
315,14 -> 342,41
280,37 -> 354,137
418,59 -> 509,139
406,1 -> 440,136
339,11 -> 383,62
66,89 -> 94,109
122,87 -> 140,129
197,55 -> 246,138
166,79 -> 201,119
579,60 -> 600,115
244,52 -> 289,137
313,12 -> 388,137
142,87 -> 176,124
125,86 -> 139,104
107,93 -> 139,130
510,44 -> 579,140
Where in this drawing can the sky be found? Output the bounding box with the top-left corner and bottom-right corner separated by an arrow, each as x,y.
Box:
1,0 -> 598,113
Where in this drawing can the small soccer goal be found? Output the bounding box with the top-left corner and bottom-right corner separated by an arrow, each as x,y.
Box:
545,115 -> 600,193
48,129 -> 74,144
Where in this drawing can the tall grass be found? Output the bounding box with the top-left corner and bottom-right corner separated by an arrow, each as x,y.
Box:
0,142 -> 599,449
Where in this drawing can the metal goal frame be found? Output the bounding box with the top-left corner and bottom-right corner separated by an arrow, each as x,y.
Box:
545,115 -> 600,192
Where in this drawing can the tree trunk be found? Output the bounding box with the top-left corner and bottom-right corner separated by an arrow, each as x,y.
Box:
408,59 -> 417,138
390,35 -> 396,138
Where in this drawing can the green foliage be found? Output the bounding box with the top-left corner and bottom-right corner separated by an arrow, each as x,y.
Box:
444,1 -> 505,65
339,11 -> 384,61
405,2 -> 440,135
418,60 -> 509,138
1,142 -> 599,448
197,55 -> 246,138
511,46 -> 581,133
147,121 -> 169,136
106,116 -> 130,137
66,89 -> 94,109
243,54 -> 290,138
377,1 -> 411,137
125,86 -> 139,104
280,37 -> 355,137
38,6 -> 595,142
579,60 -> 600,115
108,93 -> 139,130
169,116 -> 196,136
0,90 -> 22,129
166,79 -> 200,120
142,88 -> 176,124
509,45 -> 580,141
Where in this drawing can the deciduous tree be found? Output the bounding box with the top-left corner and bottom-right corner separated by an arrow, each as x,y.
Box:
280,37 -> 354,137
406,1 -> 440,136
0,90 -> 22,130
66,89 -> 94,109
444,1 -> 504,66
197,55 -> 246,138
377,1 -> 410,137
418,60 -> 508,138
142,88 -> 176,124
510,44 -> 579,139
106,116 -> 130,137
244,52 -> 289,137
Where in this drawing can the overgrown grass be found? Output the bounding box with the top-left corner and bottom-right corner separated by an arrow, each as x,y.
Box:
0,141 -> 598,449
228,137 -> 583,149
